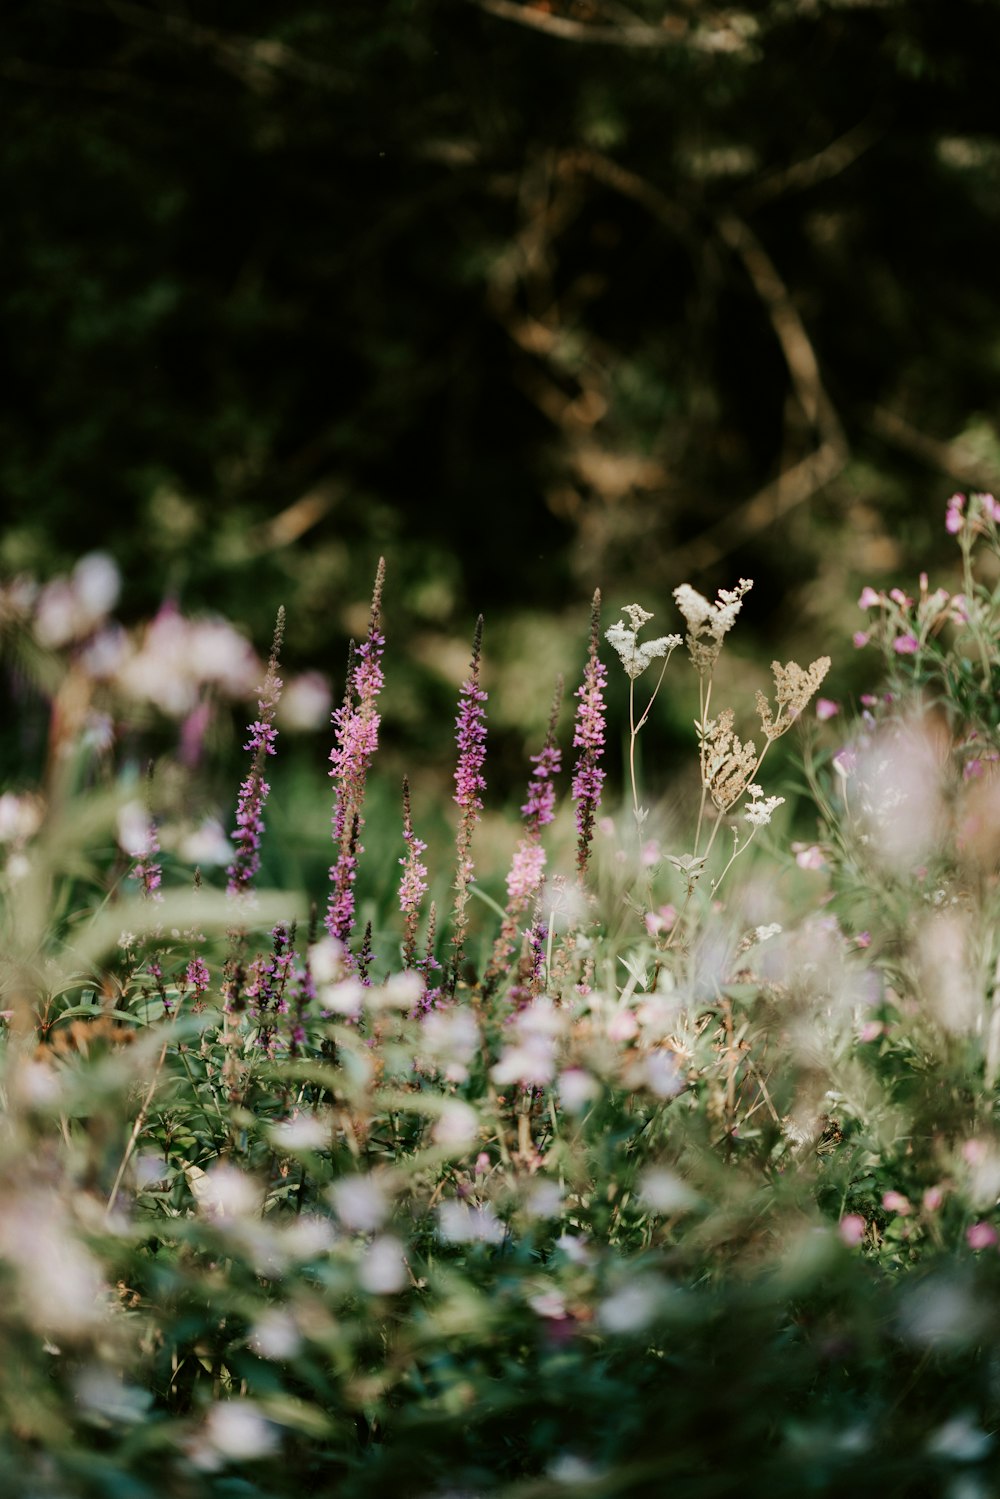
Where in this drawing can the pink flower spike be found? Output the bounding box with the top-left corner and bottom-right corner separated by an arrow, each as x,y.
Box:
838,1214 -> 866,1247
893,633 -> 920,655
967,1221 -> 999,1251
815,697 -> 839,722
946,494 -> 965,533
882,1190 -> 911,1216
857,586 -> 881,609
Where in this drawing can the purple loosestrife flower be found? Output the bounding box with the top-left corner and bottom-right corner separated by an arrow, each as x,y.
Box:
450,616 -> 487,989
245,924 -> 295,1057
399,777 -> 429,970
184,956 -> 211,999
572,591 -> 607,880
485,683 -> 563,994
227,610 -> 285,898
130,818 -> 163,903
326,560 -> 386,948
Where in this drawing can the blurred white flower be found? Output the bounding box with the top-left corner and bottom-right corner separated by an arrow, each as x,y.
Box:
0,792 -> 42,845
358,1235 -> 408,1294
638,1167 -> 700,1215
35,553 -> 120,647
598,1278 -> 663,1334
371,969 -> 424,1011
116,800 -> 154,858
0,1189 -> 105,1335
557,1068 -> 600,1113
73,1367 -> 152,1425
322,978 -> 365,1019
420,1006 -> 480,1082
330,1175 -> 390,1233
523,1180 -> 563,1219
432,1100 -> 480,1150
437,1200 -> 505,1245
189,1164 -> 263,1221
927,1414 -> 993,1462
309,936 -> 347,986
249,1308 -> 301,1361
283,1215 -> 337,1260
178,817 -> 231,867
268,1114 -> 330,1152
277,671 -> 332,730
190,1400 -> 279,1470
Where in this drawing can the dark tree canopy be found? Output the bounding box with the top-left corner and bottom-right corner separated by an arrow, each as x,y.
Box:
4,0 -> 1000,656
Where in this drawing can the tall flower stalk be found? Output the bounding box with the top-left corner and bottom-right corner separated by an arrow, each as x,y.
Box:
484,681 -> 562,993
326,559 -> 385,949
226,608 -> 285,898
572,591 -> 607,881
450,615 -> 487,991
399,777 -> 428,970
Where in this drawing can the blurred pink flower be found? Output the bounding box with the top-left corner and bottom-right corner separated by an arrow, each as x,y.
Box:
816,698 -> 839,721
893,634 -> 920,655
882,1190 -> 911,1216
922,1186 -> 945,1212
853,631 -> 870,649
838,1214 -> 866,1247
946,493 -> 965,533
857,587 -> 881,609
793,843 -> 826,871
967,1221 -> 998,1250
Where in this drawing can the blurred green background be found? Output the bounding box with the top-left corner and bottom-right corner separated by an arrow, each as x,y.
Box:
5,0 -> 1000,792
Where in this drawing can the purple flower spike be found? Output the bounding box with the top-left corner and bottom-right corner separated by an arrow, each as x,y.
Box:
450,616 -> 487,988
572,591 -> 607,879
485,681 -> 563,994
326,560 -> 386,948
227,609 -> 285,898
399,777 -> 429,970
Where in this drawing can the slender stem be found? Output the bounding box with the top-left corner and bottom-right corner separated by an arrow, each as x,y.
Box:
628,679 -> 639,817
693,676 -> 713,855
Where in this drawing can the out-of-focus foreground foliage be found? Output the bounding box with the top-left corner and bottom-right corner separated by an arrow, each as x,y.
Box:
5,0 -> 1000,657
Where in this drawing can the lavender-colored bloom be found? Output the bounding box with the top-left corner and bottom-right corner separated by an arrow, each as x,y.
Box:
571,591 -> 607,878
245,924 -> 295,1056
485,682 -> 562,995
450,617 -> 487,985
227,610 -> 285,897
130,816 -> 163,903
399,777 -> 428,970
521,742 -> 561,826
185,956 -> 211,997
453,630 -> 488,822
326,561 -> 386,947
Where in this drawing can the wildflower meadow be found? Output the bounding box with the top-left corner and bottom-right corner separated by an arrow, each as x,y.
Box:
5,497 -> 1000,1496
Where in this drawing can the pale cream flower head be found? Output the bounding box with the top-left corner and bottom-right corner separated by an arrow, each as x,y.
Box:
605,604 -> 682,681
673,578 -> 753,675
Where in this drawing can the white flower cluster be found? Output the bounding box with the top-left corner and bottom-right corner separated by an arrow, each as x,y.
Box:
743,783 -> 785,826
673,578 -> 753,674
605,604 -> 682,681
